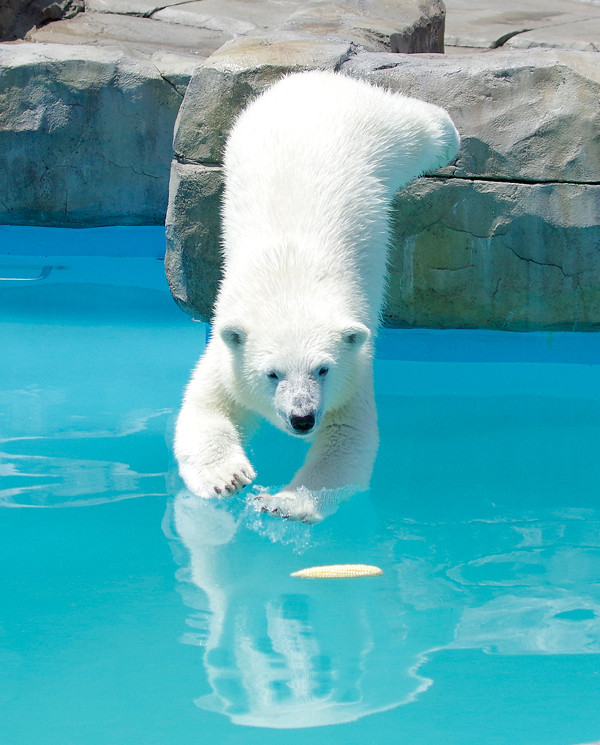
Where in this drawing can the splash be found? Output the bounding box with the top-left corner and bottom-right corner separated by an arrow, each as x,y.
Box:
242,483 -> 357,553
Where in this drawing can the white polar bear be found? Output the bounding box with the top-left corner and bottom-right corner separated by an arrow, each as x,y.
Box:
175,70 -> 459,521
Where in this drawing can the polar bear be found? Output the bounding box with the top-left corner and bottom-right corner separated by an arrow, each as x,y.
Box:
175,70 -> 459,521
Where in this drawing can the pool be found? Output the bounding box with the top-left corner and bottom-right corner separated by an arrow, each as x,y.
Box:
1,227 -> 599,744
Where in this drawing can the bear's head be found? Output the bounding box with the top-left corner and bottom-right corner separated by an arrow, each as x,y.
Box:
217,320 -> 371,437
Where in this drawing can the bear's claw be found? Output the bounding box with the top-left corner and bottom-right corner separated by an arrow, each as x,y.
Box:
212,466 -> 255,497
181,458 -> 256,499
254,492 -> 321,524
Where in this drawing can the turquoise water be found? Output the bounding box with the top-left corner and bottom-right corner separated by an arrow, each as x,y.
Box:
1,229 -> 599,744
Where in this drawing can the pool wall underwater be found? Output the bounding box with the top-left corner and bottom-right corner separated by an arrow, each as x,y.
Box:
1,227 -> 599,745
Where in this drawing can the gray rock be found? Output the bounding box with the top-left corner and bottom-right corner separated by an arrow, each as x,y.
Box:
166,47 -> 600,330
505,22 -> 600,53
165,162 -> 224,318
344,49 -> 600,183
152,0 -> 305,35
386,178 -> 600,330
345,50 -> 600,329
0,43 -> 194,226
443,0 -> 600,53
27,11 -> 229,59
85,0 -> 183,14
26,0 -> 446,57
172,35 -> 360,166
280,0 -> 446,54
3,0 -> 446,230
0,0 -> 83,42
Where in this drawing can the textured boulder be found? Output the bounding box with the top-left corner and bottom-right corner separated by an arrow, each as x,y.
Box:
276,0 -> 446,54
348,50 -> 600,330
443,0 -> 600,54
0,43 -> 195,226
2,0 -> 445,228
386,179 -> 600,330
166,162 -> 224,315
166,48 -> 600,330
164,0 -> 448,317
29,0 -> 446,54
346,50 -> 600,184
26,11 -> 230,58
172,36 -> 361,167
0,0 -> 82,41
164,34 -> 361,317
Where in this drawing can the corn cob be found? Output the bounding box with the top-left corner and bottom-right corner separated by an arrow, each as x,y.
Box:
290,563 -> 383,579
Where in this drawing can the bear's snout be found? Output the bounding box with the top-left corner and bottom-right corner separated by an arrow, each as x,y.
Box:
275,376 -> 321,435
289,413 -> 316,433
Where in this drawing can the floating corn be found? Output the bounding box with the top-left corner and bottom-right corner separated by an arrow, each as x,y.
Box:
290,563 -> 383,579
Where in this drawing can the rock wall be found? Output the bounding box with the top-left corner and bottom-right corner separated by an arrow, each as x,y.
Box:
165,47 -> 600,330
351,51 -> 600,331
2,0 -> 600,330
0,0 -> 444,227
0,43 -> 194,226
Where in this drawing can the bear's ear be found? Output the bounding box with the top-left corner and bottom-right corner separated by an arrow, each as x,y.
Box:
341,323 -> 370,347
220,324 -> 247,349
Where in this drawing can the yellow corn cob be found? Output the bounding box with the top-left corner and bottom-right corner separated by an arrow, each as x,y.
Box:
290,563 -> 383,579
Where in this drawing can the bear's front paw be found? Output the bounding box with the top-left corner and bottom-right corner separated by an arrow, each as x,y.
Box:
254,490 -> 322,524
179,456 -> 256,499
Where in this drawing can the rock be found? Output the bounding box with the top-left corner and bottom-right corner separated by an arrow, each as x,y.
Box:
26,11 -> 229,59
0,0 -> 83,42
3,0 -> 445,229
85,0 -> 180,14
151,0 -> 305,36
443,0 -> 600,53
280,0 -> 446,54
166,47 -> 600,330
504,23 -> 600,53
165,162 -> 224,317
346,50 -> 600,330
172,35 -> 360,167
386,179 -> 600,330
344,49 -> 600,184
26,0 -> 446,57
0,42 -> 195,226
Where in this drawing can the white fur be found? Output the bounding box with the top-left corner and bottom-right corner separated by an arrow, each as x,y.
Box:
175,71 -> 460,521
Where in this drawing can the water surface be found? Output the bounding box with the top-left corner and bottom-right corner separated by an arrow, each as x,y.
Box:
1,234 -> 599,744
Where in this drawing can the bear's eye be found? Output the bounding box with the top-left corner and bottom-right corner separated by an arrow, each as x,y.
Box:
318,366 -> 329,377
267,371 -> 280,381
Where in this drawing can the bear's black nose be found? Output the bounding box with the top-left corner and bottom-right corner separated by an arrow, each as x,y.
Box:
290,414 -> 315,433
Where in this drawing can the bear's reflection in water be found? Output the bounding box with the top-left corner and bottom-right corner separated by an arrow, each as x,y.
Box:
165,485 -> 600,730
164,491 -> 429,729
